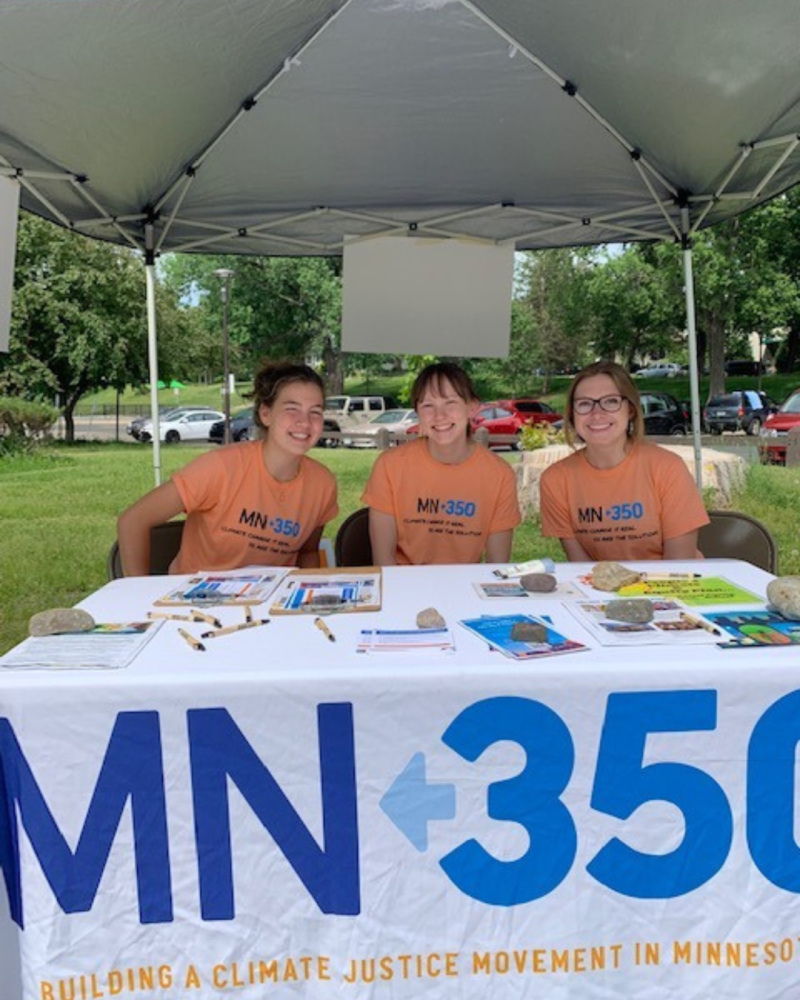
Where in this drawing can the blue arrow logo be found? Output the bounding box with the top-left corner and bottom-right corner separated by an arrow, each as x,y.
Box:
379,752 -> 456,851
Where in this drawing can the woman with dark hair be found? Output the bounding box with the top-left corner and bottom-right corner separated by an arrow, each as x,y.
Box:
540,360 -> 708,561
362,361 -> 521,565
117,360 -> 337,574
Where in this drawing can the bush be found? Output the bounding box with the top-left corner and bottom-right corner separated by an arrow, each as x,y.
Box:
520,421 -> 565,451
0,397 -> 59,455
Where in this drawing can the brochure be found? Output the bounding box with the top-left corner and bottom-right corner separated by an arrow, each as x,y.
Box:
703,609 -> 800,648
155,571 -> 284,606
568,599 -> 722,646
458,614 -> 587,660
0,621 -> 162,671
270,569 -> 382,614
357,627 -> 455,654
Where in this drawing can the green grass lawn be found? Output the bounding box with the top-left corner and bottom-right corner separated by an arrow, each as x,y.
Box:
1,442 -> 797,655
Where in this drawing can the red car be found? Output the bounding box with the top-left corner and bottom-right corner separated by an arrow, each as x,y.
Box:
470,399 -> 563,449
758,388 -> 800,465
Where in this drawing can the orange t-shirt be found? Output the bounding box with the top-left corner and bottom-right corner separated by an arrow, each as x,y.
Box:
362,437 -> 521,565
539,442 -> 709,561
170,442 -> 338,572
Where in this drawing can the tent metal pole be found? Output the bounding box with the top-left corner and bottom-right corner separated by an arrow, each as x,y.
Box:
681,207 -> 703,489
144,225 -> 162,486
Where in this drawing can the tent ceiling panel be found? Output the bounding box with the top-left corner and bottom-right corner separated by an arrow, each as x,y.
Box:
1,0 -> 798,255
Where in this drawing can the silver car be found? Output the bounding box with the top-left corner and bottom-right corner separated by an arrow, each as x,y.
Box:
343,409 -> 417,448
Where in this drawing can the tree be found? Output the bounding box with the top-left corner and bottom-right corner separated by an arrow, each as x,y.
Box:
1,215 -> 147,440
159,253 -> 343,388
587,246 -> 678,371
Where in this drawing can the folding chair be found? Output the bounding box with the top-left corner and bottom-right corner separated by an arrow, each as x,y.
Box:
698,510 -> 777,574
107,520 -> 186,579
334,508 -> 374,567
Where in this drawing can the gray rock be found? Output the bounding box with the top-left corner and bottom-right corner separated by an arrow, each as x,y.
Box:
417,607 -> 446,629
510,621 -> 548,643
520,572 -> 557,593
591,561 -> 643,592
767,577 -> 800,621
605,599 -> 654,624
29,608 -> 95,637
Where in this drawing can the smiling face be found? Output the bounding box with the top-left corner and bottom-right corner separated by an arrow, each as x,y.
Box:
415,376 -> 475,458
259,380 -> 325,459
571,373 -> 633,455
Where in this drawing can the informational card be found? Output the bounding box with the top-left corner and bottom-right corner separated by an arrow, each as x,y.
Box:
357,628 -> 455,654
0,621 -> 162,671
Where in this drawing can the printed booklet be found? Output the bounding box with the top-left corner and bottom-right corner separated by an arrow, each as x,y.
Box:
458,614 -> 587,660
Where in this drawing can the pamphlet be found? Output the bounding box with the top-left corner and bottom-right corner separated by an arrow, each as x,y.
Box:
473,579 -> 582,600
703,609 -> 800,648
270,570 -> 382,614
357,627 -> 455,654
568,599 -> 722,646
458,614 -> 587,660
0,621 -> 162,671
155,571 -> 284,606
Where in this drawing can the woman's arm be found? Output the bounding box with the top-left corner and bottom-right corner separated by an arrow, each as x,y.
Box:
117,481 -> 184,576
485,529 -> 513,564
561,537 -> 592,561
297,525 -> 324,568
663,530 -> 700,560
369,509 -> 398,566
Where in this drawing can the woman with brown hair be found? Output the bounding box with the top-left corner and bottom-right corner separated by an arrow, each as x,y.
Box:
117,360 -> 338,574
540,361 -> 708,561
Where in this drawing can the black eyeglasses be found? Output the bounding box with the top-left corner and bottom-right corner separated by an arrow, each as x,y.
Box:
573,394 -> 626,416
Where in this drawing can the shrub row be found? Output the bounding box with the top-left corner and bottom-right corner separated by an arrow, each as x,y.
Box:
0,397 -> 59,455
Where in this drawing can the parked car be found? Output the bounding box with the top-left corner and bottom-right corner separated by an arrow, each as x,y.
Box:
139,408 -> 224,443
342,409 -> 417,448
703,390 -> 776,435
634,362 -> 682,378
208,409 -> 255,444
322,395 -> 399,437
471,401 -> 562,449
126,406 -> 192,440
640,391 -> 689,435
759,388 -> 800,465
493,398 -> 562,425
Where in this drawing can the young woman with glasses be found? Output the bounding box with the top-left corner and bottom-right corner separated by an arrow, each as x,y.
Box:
539,361 -> 708,561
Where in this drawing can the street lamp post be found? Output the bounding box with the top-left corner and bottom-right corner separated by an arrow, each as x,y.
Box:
213,268 -> 235,444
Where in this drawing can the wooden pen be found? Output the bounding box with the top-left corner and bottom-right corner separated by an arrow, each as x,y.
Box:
201,619 -> 271,639
178,627 -> 206,652
149,610 -> 222,628
314,616 -> 336,642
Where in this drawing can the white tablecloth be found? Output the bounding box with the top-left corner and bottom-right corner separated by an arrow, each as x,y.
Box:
1,560 -> 798,1000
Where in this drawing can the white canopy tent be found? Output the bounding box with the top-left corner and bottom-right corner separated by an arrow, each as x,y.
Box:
1,0 -> 799,482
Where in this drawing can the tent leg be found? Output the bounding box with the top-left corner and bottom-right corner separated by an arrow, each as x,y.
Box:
145,232 -> 162,487
681,208 -> 703,490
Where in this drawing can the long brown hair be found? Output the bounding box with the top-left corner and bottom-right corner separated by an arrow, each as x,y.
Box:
565,360 -> 644,446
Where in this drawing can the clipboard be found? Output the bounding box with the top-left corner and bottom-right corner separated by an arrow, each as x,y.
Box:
269,567 -> 382,615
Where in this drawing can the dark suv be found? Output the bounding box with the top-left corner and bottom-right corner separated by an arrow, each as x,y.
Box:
703,390 -> 775,435
640,392 -> 689,435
